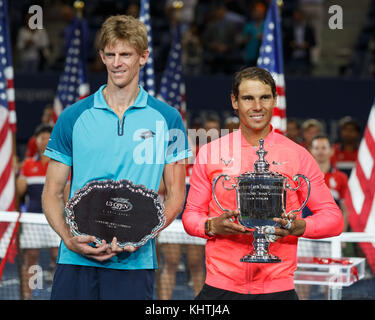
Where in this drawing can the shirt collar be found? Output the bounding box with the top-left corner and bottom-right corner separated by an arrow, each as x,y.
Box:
239,124 -> 277,148
93,84 -> 148,110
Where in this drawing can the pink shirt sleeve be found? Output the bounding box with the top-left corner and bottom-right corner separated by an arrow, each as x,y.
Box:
182,144 -> 212,239
298,148 -> 344,239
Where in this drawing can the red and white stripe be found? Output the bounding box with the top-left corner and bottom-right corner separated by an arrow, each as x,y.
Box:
345,104 -> 375,273
5,66 -> 16,132
271,72 -> 286,135
0,66 -> 16,261
0,105 -> 14,212
0,66 -> 15,212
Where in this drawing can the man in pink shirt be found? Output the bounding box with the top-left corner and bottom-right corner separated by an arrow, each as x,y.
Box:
182,67 -> 344,300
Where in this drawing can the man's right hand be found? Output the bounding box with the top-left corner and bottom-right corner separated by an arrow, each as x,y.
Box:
65,235 -> 117,262
211,210 -> 251,236
65,235 -> 140,261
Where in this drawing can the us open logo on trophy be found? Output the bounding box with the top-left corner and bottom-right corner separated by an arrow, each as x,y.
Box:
213,139 -> 311,263
105,198 -> 133,213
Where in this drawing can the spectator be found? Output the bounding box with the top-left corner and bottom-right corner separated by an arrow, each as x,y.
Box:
182,23 -> 203,75
286,118 -> 302,144
284,9 -> 316,75
242,2 -> 266,66
16,13 -> 51,72
310,134 -> 349,231
16,124 -> 63,299
204,115 -> 221,143
126,2 -> 140,18
25,105 -> 55,159
224,115 -> 240,134
202,4 -> 244,74
332,116 -> 361,177
165,0 -> 198,33
301,118 -> 323,151
298,0 -> 324,64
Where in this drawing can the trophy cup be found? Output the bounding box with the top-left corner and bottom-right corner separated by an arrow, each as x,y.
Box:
212,139 -> 311,263
65,179 -> 165,248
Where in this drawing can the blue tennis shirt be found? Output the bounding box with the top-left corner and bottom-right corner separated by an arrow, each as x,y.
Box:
45,85 -> 192,269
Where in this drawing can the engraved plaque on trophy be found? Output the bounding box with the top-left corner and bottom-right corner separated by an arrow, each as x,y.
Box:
65,179 -> 165,248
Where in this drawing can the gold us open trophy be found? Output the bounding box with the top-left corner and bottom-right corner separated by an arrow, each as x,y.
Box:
213,139 -> 311,263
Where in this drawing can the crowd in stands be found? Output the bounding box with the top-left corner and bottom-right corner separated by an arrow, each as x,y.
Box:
342,0 -> 375,77
8,0 -> 350,77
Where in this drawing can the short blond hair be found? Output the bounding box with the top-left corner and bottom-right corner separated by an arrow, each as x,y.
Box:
301,118 -> 323,132
97,15 -> 148,54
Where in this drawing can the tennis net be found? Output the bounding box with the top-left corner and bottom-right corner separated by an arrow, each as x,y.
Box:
0,211 -> 206,300
0,211 -> 60,300
1,211 -> 374,300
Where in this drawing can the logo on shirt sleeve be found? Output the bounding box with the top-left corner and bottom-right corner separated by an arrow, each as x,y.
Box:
139,130 -> 155,140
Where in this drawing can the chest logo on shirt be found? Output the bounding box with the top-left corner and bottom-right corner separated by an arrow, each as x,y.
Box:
31,166 -> 39,173
329,177 -> 337,188
139,130 -> 155,140
105,198 -> 133,213
221,157 -> 234,166
272,160 -> 288,166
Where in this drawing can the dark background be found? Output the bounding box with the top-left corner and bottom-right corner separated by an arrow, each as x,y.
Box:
14,72 -> 374,144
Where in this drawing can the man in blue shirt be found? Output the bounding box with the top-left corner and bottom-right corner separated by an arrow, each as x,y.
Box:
42,15 -> 191,300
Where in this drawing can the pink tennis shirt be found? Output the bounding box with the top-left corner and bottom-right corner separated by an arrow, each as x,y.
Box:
182,126 -> 344,294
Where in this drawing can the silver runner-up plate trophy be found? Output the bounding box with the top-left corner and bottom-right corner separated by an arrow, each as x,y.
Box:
213,139 -> 311,263
65,179 -> 165,248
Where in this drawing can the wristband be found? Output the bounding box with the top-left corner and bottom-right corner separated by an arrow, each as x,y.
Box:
204,217 -> 215,236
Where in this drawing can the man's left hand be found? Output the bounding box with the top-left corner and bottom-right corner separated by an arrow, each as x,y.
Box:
110,237 -> 138,253
264,213 -> 306,242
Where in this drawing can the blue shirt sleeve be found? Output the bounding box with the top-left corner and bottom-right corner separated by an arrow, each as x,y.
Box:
44,109 -> 73,166
44,95 -> 94,166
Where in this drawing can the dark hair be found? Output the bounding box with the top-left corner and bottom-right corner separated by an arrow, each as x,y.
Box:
287,118 -> 300,129
232,66 -> 277,99
205,113 -> 221,124
311,133 -> 332,146
34,123 -> 53,137
339,116 -> 361,133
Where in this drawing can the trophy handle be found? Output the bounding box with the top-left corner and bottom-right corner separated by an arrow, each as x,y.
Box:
212,174 -> 236,212
285,174 -> 311,215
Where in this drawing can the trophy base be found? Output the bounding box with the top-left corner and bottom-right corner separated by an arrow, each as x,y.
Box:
240,253 -> 281,263
241,230 -> 281,263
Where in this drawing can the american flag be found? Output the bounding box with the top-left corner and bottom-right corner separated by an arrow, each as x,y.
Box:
53,15 -> 89,119
158,24 -> 186,125
345,102 -> 375,273
257,0 -> 286,134
0,0 -> 17,262
139,0 -> 156,97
